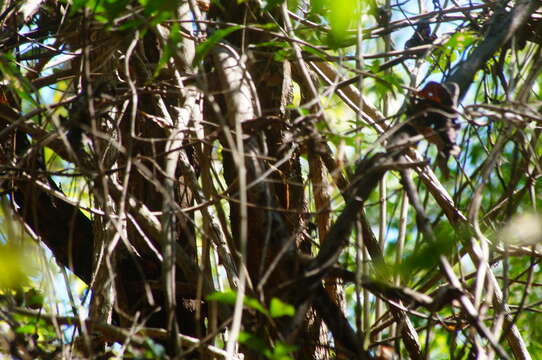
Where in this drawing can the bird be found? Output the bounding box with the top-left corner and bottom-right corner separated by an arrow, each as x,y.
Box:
404,19 -> 437,50
405,82 -> 461,178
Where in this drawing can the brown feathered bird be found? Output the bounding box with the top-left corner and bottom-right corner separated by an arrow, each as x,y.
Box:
404,82 -> 461,178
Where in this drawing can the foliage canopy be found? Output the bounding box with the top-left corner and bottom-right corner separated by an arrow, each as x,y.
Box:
1,0 -> 542,359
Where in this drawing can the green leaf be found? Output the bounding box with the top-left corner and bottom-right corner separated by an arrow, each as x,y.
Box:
239,332 -> 296,359
238,331 -> 268,352
445,31 -> 477,49
154,22 -> 181,77
244,296 -> 268,316
206,290 -> 268,315
367,71 -> 403,101
267,341 -> 297,360
369,59 -> 382,73
310,0 -> 326,15
24,288 -> 44,309
103,0 -> 131,22
301,45 -> 326,60
252,41 -> 289,49
138,0 -> 176,15
434,31 -> 478,69
262,0 -> 284,10
287,0 -> 299,11
0,54 -> 35,105
269,298 -> 295,318
255,23 -> 280,31
70,0 -> 89,12
117,18 -> 144,31
0,244 -> 30,290
16,324 -> 36,334
193,26 -> 243,66
273,49 -> 291,62
206,290 -> 237,304
326,0 -> 359,48
94,14 -> 109,23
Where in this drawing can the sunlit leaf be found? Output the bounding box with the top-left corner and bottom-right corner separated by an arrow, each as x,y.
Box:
244,296 -> 269,316
273,49 -> 292,62
15,324 -> 36,335
0,244 -> 30,290
301,45 -> 326,60
445,31 -> 478,49
327,0 -> 358,48
267,341 -> 297,359
206,290 -> 268,315
206,289 -> 237,303
269,298 -> 295,318
193,25 -> 243,66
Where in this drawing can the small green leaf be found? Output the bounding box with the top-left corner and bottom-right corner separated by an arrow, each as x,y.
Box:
94,14 -> 109,23
298,107 -> 310,115
310,0 -> 326,15
269,298 -> 295,318
301,45 -> 326,60
267,341 -> 297,359
24,288 -> 44,309
206,290 -> 268,315
238,331 -> 268,352
193,26 -> 243,66
16,324 -> 36,334
117,18 -> 144,31
262,0 -> 284,10
0,55 -> 35,105
434,31 -> 478,69
273,49 -> 291,62
445,31 -> 477,49
154,22 -> 181,77
139,0 -> 176,15
104,0 -> 132,22
369,59 -> 382,73
326,0 -> 359,48
255,23 -> 280,30
287,0 -> 299,11
206,290 -> 237,304
244,296 -> 268,316
69,0 -> 100,14
252,41 -> 289,49
0,243 -> 30,290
